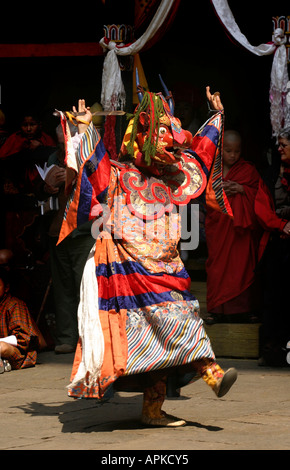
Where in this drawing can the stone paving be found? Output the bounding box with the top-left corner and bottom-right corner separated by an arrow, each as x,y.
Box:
1,351 -> 290,454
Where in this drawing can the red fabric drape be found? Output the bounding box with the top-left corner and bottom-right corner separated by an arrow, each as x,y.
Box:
136,0 -> 182,52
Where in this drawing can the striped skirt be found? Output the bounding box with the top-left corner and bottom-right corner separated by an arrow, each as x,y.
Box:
67,237 -> 215,400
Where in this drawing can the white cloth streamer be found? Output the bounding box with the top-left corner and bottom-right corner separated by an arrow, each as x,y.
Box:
100,44 -> 126,111
68,245 -> 104,389
99,0 -> 175,111
211,0 -> 290,137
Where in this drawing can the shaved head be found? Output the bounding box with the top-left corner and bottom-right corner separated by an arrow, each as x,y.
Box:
224,130 -> 242,144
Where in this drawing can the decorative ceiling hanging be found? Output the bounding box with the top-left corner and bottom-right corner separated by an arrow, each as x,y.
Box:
99,0 -> 181,159
211,0 -> 290,138
99,0 -> 178,113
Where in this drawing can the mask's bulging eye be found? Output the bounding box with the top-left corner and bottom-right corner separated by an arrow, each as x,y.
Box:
159,126 -> 167,136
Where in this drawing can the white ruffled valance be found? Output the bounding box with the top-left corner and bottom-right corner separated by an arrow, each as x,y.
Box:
211,0 -> 290,137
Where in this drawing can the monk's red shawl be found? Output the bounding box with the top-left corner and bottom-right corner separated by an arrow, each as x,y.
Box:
205,158 -> 286,312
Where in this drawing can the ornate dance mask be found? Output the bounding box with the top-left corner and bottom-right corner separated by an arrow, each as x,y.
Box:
119,73 -> 193,170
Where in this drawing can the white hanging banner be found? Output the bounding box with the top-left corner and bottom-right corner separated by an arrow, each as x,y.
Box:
211,0 -> 290,137
211,0 -> 276,56
99,0 -> 175,111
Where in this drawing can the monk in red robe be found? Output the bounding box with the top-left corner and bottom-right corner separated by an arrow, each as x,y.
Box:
205,130 -> 290,323
0,112 -> 56,261
0,113 -> 55,159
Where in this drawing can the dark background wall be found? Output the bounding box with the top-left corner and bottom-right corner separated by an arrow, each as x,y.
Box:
0,0 -> 288,168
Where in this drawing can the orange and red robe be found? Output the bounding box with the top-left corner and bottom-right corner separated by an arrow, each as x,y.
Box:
58,114 -> 229,400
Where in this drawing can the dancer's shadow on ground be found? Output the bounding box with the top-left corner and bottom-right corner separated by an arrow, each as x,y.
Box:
13,396 -> 223,434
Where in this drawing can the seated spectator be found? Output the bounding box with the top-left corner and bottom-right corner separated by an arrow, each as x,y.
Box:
0,267 -> 40,370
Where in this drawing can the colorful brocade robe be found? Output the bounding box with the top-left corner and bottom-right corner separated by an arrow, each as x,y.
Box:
58,116 -> 226,400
